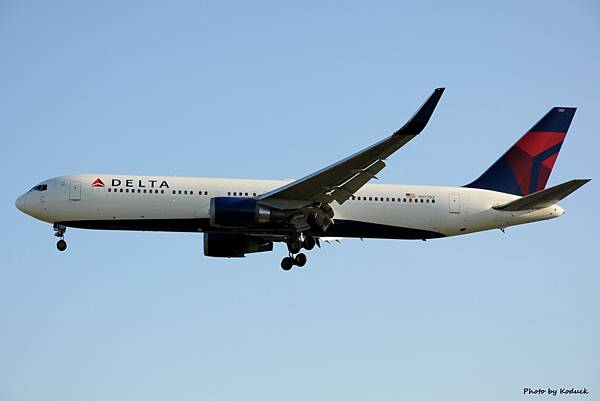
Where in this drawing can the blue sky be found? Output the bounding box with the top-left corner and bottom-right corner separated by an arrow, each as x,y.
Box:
1,1 -> 599,400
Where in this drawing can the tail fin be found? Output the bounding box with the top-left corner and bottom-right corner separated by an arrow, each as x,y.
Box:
465,107 -> 576,196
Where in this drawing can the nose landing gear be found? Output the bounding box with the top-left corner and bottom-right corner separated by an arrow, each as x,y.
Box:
53,223 -> 67,252
56,239 -> 67,251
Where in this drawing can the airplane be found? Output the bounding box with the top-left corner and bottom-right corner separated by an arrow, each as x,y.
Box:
15,88 -> 590,270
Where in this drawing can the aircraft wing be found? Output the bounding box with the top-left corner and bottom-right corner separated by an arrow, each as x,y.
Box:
257,88 -> 445,209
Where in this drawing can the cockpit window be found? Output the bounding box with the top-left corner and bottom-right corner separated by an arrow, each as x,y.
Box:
29,184 -> 47,192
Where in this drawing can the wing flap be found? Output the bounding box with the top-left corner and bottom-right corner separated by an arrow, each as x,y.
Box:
493,179 -> 590,211
329,159 -> 386,204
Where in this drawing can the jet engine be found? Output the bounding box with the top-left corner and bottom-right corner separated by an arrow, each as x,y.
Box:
209,197 -> 286,227
203,233 -> 273,257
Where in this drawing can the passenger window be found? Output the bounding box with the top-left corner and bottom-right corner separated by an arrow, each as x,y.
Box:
108,188 -> 111,192
391,198 -> 395,202
161,190 -> 164,194
432,199 -> 436,203
205,191 -> 208,195
369,197 -> 372,201
178,190 -> 182,195
421,199 -> 424,203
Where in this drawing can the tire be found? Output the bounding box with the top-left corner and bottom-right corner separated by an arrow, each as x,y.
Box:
287,239 -> 302,254
303,236 -> 316,250
56,240 -> 67,252
294,253 -> 307,267
281,257 -> 294,271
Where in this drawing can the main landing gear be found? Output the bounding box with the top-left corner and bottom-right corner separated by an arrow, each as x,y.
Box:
54,223 -> 67,252
281,252 -> 307,271
280,235 -> 315,271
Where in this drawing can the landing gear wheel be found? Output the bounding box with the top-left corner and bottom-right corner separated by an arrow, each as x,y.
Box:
303,236 -> 316,251
294,253 -> 307,267
281,257 -> 294,271
56,239 -> 67,252
287,239 -> 302,254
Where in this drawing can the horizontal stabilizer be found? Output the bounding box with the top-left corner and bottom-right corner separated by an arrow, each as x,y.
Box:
493,179 -> 590,211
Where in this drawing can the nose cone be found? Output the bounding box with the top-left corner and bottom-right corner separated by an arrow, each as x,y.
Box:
15,192 -> 48,222
555,205 -> 565,216
15,195 -> 26,213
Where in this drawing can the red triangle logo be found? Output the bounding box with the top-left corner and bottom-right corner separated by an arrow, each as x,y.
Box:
92,178 -> 105,187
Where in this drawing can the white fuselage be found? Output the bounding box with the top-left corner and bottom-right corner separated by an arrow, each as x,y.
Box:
16,174 -> 564,239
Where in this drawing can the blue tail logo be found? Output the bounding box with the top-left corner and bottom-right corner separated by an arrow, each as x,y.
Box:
465,107 -> 576,196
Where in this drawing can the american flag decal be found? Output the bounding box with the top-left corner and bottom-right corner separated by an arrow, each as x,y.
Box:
405,193 -> 416,199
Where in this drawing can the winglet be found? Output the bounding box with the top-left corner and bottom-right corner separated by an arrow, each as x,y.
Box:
394,87 -> 445,136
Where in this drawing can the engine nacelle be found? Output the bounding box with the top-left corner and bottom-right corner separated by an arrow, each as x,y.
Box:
203,233 -> 273,257
209,197 -> 285,227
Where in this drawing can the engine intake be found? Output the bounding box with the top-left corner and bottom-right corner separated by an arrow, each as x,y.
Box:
203,233 -> 273,257
210,197 -> 285,227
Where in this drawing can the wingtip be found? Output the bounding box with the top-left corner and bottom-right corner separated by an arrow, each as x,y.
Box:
568,178 -> 591,190
393,87 -> 445,136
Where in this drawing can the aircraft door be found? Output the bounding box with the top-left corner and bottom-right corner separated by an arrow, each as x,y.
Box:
69,181 -> 81,201
448,193 -> 461,214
